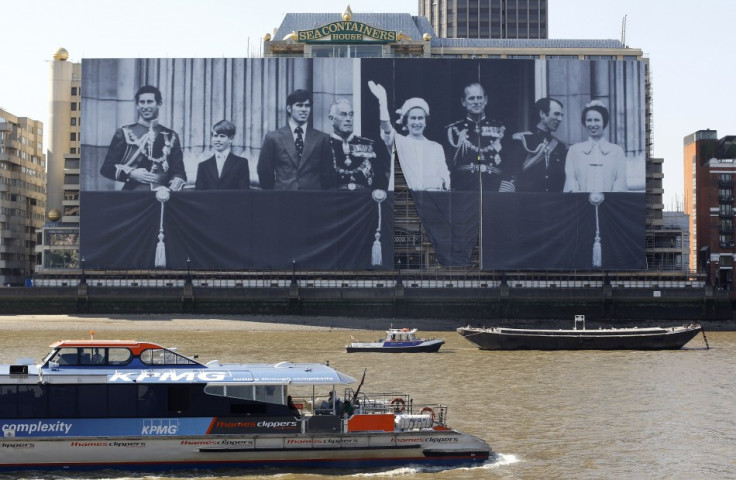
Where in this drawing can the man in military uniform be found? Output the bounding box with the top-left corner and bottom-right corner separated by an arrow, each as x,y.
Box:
100,85 -> 186,191
508,97 -> 568,192
328,98 -> 390,191
443,83 -> 507,192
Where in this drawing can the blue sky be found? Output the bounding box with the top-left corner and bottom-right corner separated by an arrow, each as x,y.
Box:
1,0 -> 733,210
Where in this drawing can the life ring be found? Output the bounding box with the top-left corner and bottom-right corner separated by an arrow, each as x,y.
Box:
420,406 -> 435,421
390,397 -> 406,412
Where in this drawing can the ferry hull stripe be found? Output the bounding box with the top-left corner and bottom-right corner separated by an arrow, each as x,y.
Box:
199,444 -> 422,453
0,454 -> 488,472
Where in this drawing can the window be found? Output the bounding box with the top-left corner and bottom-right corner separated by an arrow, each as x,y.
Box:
71,117 -> 77,126
48,384 -> 76,417
50,347 -> 79,365
64,190 -> 80,201
0,386 -> 17,418
64,174 -> 79,185
71,102 -> 77,111
64,158 -> 80,169
17,385 -> 45,418
78,385 -> 108,417
71,87 -> 78,96
44,249 -> 80,269
205,384 -> 254,400
108,384 -> 137,418
108,348 -> 133,365
310,44 -> 382,58
70,132 -> 76,141
140,348 -> 199,365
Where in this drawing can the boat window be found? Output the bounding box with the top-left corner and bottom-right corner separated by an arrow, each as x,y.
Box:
205,384 -> 254,400
137,384 -> 166,416
79,347 -> 107,365
108,384 -> 138,418
17,385 -> 45,418
256,385 -> 282,404
50,347 -> 79,365
108,348 -> 132,366
168,385 -> 190,414
48,384 -> 76,417
0,385 -> 17,418
78,384 -> 108,417
140,348 -> 199,366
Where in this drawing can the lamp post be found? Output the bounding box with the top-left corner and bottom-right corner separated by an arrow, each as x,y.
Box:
396,258 -> 403,286
291,258 -> 297,286
186,257 -> 192,283
80,257 -> 86,285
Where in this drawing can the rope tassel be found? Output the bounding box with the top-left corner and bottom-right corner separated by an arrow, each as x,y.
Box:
371,190 -> 387,266
589,193 -> 604,268
154,188 -> 171,268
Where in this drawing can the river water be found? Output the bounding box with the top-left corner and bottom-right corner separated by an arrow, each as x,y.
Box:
0,316 -> 733,480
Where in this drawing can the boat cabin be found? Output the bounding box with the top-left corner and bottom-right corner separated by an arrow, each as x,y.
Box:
385,328 -> 417,342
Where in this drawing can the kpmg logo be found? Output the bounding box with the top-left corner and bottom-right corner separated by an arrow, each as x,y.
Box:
110,371 -> 227,383
141,419 -> 179,435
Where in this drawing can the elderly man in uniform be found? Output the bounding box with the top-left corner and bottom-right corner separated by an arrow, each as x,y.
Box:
327,98 -> 390,191
508,97 -> 568,192
443,83 -> 508,192
100,85 -> 186,191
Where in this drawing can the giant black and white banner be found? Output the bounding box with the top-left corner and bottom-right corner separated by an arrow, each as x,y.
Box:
81,57 -> 646,270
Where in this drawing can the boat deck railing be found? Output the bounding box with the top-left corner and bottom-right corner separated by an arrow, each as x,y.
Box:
344,390 -> 447,425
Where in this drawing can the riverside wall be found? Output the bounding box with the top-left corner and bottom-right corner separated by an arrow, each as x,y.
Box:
0,284 -> 734,329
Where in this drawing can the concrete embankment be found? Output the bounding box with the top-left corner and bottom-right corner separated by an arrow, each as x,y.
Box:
0,285 -> 734,330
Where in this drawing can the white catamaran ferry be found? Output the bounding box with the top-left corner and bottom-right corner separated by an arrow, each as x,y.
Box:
0,337 -> 491,473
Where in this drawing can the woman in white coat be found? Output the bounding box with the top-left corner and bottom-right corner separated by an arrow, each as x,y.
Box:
369,81 -> 450,191
563,100 -> 627,193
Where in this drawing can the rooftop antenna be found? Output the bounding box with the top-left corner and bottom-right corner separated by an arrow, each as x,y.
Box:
621,15 -> 627,46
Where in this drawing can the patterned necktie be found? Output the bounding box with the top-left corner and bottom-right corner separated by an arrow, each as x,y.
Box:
294,126 -> 304,161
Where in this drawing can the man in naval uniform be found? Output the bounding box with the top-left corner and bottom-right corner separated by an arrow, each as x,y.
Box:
100,85 -> 186,191
509,97 -> 568,192
443,83 -> 508,192
327,98 -> 390,191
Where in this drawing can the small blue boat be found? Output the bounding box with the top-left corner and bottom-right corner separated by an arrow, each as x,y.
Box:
346,328 -> 444,353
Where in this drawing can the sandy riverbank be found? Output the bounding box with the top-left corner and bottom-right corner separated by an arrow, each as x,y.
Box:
0,314 -> 466,332
0,314 -> 733,332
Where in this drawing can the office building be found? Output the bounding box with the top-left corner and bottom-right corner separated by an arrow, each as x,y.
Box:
684,129 -> 736,286
0,108 -> 46,284
419,0 -> 547,39
35,47 -> 81,271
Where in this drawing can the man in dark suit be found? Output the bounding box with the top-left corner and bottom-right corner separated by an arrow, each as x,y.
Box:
195,120 -> 250,190
257,89 -> 333,190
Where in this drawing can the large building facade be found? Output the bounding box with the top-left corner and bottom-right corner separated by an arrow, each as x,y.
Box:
35,48 -> 81,272
37,8 -> 679,278
419,0 -> 547,39
684,129 -> 736,287
0,108 -> 46,284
